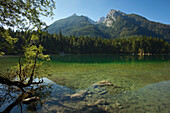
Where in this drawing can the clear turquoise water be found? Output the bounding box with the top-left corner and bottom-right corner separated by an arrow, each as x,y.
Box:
45,55 -> 170,91
0,55 -> 170,112
0,55 -> 170,90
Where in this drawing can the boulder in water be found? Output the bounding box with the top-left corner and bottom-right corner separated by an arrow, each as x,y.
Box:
94,80 -> 114,87
70,90 -> 88,100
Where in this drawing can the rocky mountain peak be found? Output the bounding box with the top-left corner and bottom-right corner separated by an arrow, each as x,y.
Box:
72,13 -> 77,16
45,9 -> 170,40
97,17 -> 105,23
109,9 -> 125,15
104,9 -> 126,27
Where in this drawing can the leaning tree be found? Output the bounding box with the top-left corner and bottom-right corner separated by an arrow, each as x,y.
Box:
0,0 -> 55,112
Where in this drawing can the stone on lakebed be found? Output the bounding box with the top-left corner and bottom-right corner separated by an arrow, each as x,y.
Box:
70,90 -> 89,100
93,80 -> 114,87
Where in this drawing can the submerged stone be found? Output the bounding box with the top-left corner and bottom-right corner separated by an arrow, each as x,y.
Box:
99,90 -> 108,95
94,99 -> 109,105
2,79 -> 170,113
113,80 -> 170,113
70,90 -> 89,100
94,80 -> 114,87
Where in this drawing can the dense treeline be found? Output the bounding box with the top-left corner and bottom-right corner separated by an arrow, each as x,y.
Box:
0,27 -> 170,55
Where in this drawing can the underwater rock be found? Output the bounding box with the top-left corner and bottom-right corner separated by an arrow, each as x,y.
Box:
70,93 -> 84,100
94,80 -> 114,87
112,80 -> 170,113
98,90 -> 108,95
87,99 -> 109,107
92,84 -> 99,88
70,90 -> 88,100
94,99 -> 109,105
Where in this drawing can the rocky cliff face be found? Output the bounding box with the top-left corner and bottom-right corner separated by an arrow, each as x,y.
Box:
103,9 -> 126,27
45,9 -> 170,40
97,17 -> 105,23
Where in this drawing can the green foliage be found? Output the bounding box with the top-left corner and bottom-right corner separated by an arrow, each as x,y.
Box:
0,0 -> 56,55
10,44 -> 50,82
1,29 -> 170,55
2,30 -> 18,44
0,28 -> 19,54
25,44 -> 50,61
0,0 -> 56,30
0,0 -> 56,112
0,52 -> 5,56
31,34 -> 39,41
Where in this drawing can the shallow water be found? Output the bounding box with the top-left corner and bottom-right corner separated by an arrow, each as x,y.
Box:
47,55 -> 170,91
0,55 -> 170,112
0,55 -> 170,90
0,78 -> 75,112
38,80 -> 170,113
112,80 -> 170,113
1,78 -> 169,113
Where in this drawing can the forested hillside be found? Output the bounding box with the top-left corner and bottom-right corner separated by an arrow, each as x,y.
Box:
1,28 -> 170,55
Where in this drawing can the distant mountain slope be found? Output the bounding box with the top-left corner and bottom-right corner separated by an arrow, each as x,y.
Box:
46,13 -> 110,38
45,9 -> 170,40
46,14 -> 91,34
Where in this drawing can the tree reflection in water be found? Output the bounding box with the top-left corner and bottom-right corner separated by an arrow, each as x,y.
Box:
0,79 -> 53,113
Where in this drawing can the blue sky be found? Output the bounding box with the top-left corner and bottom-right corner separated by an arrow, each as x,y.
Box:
43,0 -> 170,25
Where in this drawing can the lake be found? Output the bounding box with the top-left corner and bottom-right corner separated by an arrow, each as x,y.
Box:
0,54 -> 170,112
47,55 -> 170,91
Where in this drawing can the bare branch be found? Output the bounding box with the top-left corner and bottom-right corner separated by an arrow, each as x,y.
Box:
18,56 -> 22,81
2,93 -> 29,113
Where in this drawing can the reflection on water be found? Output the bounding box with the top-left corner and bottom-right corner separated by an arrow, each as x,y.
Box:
50,54 -> 170,63
0,55 -> 170,112
41,80 -> 170,113
0,78 -> 75,113
1,78 -> 169,113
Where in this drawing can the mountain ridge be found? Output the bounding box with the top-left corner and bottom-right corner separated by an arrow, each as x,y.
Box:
45,9 -> 170,40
